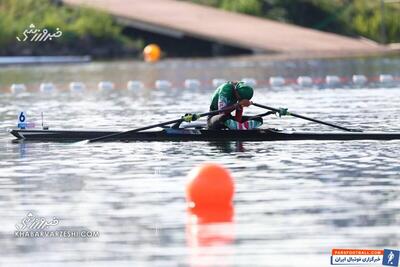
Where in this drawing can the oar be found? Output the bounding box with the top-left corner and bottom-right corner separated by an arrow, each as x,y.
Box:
252,102 -> 362,132
80,105 -> 237,143
247,111 -> 276,120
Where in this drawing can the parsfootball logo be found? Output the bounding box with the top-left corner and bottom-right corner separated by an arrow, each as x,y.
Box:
331,248 -> 400,266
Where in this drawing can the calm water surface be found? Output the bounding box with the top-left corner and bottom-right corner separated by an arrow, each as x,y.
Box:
0,56 -> 400,266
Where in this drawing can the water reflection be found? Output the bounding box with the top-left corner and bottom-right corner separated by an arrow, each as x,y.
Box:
209,142 -> 246,153
186,206 -> 235,266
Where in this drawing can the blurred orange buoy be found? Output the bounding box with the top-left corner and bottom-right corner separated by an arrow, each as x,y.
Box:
186,163 -> 234,209
188,205 -> 234,224
143,44 -> 161,62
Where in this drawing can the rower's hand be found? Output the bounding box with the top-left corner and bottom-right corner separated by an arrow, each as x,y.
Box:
182,113 -> 199,122
239,99 -> 251,107
276,107 -> 290,117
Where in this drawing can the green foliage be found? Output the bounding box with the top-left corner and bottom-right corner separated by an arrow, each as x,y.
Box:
9,0 -> 119,37
184,0 -> 400,43
188,0 -> 221,6
220,0 -> 263,16
0,0 -> 133,54
68,8 -> 121,39
348,0 -> 400,43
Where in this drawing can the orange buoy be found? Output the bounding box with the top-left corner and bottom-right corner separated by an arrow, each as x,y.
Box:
188,205 -> 234,224
143,44 -> 161,62
186,163 -> 234,209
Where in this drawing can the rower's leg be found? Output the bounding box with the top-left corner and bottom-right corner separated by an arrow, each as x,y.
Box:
207,114 -> 231,129
242,116 -> 263,124
224,116 -> 263,130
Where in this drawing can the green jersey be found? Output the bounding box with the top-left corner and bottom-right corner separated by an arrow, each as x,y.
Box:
210,82 -> 237,111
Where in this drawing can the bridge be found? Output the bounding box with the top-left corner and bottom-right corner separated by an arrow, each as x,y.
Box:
63,0 -> 388,56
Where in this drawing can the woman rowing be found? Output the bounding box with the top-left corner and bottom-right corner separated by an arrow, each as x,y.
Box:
207,81 -> 270,130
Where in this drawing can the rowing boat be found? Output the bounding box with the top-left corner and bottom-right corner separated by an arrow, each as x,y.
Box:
8,128 -> 400,142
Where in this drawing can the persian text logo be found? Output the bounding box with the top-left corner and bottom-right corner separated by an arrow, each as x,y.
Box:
331,249 -> 400,266
331,249 -> 383,265
16,24 -> 62,42
14,212 -> 100,239
15,212 -> 59,231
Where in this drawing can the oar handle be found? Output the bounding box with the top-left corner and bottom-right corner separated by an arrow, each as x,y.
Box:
87,105 -> 238,143
252,102 -> 361,132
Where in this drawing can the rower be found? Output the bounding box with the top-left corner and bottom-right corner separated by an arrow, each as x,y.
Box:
207,81 -> 270,130
176,81 -> 276,129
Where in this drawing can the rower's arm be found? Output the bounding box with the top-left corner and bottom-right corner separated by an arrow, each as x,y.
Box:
214,104 -> 240,119
218,84 -> 248,114
221,105 -> 237,114
218,95 -> 236,114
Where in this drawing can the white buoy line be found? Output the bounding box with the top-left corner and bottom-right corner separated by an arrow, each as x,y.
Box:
7,74 -> 399,94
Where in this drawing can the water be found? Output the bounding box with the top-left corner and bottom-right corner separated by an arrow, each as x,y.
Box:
1,56 -> 400,267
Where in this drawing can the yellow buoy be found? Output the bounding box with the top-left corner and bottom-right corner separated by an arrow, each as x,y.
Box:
143,44 -> 161,62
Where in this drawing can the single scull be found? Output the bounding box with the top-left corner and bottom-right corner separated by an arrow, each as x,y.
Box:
8,128 -> 400,142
